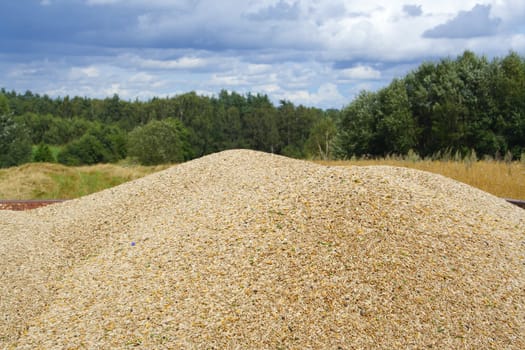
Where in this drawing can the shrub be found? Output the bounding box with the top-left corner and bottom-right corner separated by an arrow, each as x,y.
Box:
33,143 -> 55,162
58,134 -> 107,166
127,118 -> 191,165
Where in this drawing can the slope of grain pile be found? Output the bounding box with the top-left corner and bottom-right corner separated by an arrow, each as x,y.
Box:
1,149 -> 524,349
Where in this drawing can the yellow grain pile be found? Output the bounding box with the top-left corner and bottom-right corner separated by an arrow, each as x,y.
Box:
1,150 -> 524,349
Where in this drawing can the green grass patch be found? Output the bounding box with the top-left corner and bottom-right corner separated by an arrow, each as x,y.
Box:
0,162 -> 169,199
30,144 -> 64,163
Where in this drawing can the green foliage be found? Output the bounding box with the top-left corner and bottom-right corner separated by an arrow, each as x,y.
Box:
58,134 -> 107,166
175,92 -> 216,157
0,93 -> 10,115
16,112 -> 95,145
33,143 -> 55,162
376,79 -> 417,155
243,105 -> 280,153
276,101 -> 320,157
281,144 -> 304,159
57,125 -> 127,165
335,90 -> 378,158
0,114 -> 32,168
127,118 -> 191,165
338,50 -> 525,159
495,52 -> 525,156
304,117 -> 337,159
88,124 -> 128,162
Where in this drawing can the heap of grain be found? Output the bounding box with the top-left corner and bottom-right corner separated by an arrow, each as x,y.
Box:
1,150 -> 524,349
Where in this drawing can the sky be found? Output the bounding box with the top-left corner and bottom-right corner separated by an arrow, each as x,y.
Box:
1,0 -> 524,109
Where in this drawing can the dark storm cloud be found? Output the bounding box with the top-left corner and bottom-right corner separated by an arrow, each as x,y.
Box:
0,1 -> 140,50
423,4 -> 501,38
0,0 -> 319,60
0,1 -> 240,54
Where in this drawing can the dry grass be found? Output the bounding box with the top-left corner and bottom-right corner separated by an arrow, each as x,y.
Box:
316,159 -> 525,199
1,150 -> 524,349
0,162 -> 169,199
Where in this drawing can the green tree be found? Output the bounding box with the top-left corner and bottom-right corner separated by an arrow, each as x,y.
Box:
57,124 -> 127,165
277,100 -> 296,151
494,52 -> 525,156
169,92 -> 216,157
376,79 -> 418,154
335,90 -> 379,158
243,106 -> 280,153
455,52 -> 497,155
127,118 -> 191,165
0,93 -> 10,115
57,134 -> 107,165
276,102 -> 321,157
0,114 -> 33,167
88,124 -> 128,162
304,117 -> 337,159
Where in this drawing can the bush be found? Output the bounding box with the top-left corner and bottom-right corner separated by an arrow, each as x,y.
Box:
33,143 -> 55,162
127,118 -> 191,165
57,125 -> 127,165
58,134 -> 107,165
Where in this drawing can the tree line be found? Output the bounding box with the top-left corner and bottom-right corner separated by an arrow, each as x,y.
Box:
336,51 -> 525,159
0,89 -> 337,166
1,50 -> 524,168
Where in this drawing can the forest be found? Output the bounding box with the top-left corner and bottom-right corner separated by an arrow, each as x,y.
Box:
1,50 -> 524,168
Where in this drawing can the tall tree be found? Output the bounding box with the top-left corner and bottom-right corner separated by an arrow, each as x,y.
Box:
0,93 -> 10,115
304,116 -> 337,159
335,90 -> 379,158
0,114 -> 32,167
376,79 -> 418,155
494,52 -> 525,156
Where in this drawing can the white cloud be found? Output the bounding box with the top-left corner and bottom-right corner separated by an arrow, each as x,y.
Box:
423,4 -> 501,38
246,63 -> 273,75
139,57 -> 208,70
253,84 -> 281,94
1,0 -> 524,109
128,72 -> 154,83
510,34 -> 525,50
69,66 -> 100,79
277,83 -> 346,107
210,74 -> 249,86
103,83 -> 124,97
8,67 -> 40,79
339,65 -> 381,80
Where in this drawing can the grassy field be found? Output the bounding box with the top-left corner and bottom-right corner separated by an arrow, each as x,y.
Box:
0,158 -> 524,200
0,162 -> 170,199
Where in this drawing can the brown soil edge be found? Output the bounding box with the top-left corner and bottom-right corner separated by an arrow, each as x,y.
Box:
0,200 -> 66,211
0,198 -> 524,211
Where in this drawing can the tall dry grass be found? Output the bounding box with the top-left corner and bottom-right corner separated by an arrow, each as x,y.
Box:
317,159 -> 525,199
